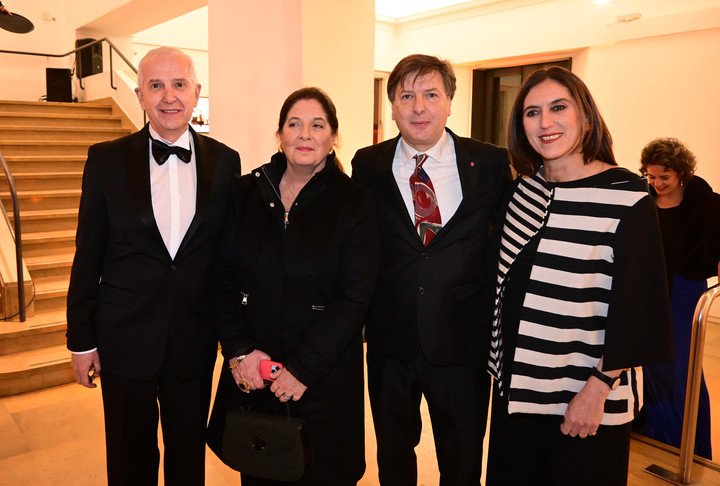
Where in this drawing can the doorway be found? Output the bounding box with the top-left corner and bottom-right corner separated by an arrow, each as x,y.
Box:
471,60 -> 571,146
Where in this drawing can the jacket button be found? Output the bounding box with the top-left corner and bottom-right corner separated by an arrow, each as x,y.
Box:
418,286 -> 425,295
254,172 -> 260,177
421,252 -> 429,260
170,264 -> 176,271
270,202 -> 275,207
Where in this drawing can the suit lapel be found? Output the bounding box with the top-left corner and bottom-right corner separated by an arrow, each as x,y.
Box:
126,125 -> 160,231
422,129 -> 477,245
176,128 -> 215,255
380,135 -> 419,240
447,129 -> 478,221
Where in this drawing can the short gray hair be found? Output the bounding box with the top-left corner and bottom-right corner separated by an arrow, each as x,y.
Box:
137,47 -> 198,87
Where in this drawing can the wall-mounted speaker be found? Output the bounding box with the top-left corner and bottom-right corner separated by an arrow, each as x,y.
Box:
75,38 -> 103,79
46,68 -> 72,102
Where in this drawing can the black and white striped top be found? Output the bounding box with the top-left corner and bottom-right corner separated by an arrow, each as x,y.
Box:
489,168 -> 652,426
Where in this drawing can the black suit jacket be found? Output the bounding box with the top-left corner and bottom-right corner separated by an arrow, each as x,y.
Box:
66,125 -> 241,381
351,129 -> 511,366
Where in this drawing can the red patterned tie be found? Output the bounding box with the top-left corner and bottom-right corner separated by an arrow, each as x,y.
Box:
410,153 -> 442,246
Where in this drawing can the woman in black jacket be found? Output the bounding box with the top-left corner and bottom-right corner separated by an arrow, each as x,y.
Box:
637,137 -> 720,459
208,87 -> 379,485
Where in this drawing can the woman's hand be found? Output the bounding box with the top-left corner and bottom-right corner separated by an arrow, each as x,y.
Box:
270,368 -> 308,402
230,349 -> 270,392
560,378 -> 610,438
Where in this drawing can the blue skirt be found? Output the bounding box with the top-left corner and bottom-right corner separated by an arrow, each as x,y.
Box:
639,274 -> 712,459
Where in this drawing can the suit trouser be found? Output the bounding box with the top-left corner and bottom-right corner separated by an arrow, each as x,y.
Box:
367,347 -> 490,486
99,351 -> 215,486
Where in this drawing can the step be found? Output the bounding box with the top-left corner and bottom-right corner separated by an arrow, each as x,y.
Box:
0,344 -> 73,396
0,112 -> 122,128
27,261 -> 71,280
22,238 -> 76,259
1,171 -> 83,191
0,308 -> 67,355
1,189 -> 81,211
32,275 -> 69,312
0,141 -> 91,157
0,100 -> 113,116
10,208 -> 79,232
25,252 -> 75,272
0,126 -> 130,143
21,229 -> 76,259
21,229 -> 76,246
34,275 -> 69,297
2,155 -> 86,173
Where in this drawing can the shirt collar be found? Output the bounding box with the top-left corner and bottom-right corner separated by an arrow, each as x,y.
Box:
399,130 -> 449,165
149,125 -> 192,151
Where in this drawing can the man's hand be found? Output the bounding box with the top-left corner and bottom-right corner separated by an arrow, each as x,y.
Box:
71,351 -> 101,388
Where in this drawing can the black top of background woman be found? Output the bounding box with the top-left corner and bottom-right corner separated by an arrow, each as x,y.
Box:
640,137 -> 720,281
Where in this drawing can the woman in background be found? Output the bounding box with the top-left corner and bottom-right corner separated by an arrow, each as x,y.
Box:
207,87 -> 379,485
486,67 -> 673,485
637,137 -> 720,459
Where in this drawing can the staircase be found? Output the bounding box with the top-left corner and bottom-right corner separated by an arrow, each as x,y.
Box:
0,100 -> 134,395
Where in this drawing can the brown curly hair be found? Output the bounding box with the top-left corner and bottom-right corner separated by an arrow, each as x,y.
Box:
639,137 -> 696,185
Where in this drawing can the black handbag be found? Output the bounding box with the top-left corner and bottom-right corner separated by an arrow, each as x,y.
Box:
221,403 -> 312,482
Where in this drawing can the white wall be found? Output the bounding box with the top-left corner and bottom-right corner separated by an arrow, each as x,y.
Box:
2,0 -> 720,188
373,2 -> 720,191
208,0 -> 374,172
300,0 -> 376,170
587,29 -> 720,186
0,0 -> 79,101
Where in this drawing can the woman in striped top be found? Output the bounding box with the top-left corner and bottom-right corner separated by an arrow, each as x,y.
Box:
486,67 -> 673,485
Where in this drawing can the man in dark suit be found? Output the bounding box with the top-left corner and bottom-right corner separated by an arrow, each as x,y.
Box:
352,54 -> 511,485
66,47 -> 240,486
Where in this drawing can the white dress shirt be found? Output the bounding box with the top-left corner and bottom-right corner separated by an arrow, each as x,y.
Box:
149,126 -> 197,260
392,130 -> 462,227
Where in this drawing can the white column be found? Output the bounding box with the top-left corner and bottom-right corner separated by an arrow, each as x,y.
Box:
208,0 -> 375,172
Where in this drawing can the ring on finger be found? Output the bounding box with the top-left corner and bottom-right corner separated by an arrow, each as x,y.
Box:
238,381 -> 251,393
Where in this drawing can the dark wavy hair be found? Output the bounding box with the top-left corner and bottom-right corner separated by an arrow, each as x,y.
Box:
386,54 -> 456,102
507,66 -> 616,177
277,87 -> 339,136
639,137 -> 696,185
276,87 -> 342,170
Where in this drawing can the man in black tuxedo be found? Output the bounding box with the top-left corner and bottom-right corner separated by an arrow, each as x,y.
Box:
66,47 -> 240,485
352,54 -> 511,485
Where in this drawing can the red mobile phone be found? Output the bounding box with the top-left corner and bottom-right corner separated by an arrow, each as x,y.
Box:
259,359 -> 284,381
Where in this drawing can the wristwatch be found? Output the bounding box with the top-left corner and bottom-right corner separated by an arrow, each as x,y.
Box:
590,366 -> 621,390
228,355 -> 247,370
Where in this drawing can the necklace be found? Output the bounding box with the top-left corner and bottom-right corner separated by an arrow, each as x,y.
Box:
280,175 -> 303,213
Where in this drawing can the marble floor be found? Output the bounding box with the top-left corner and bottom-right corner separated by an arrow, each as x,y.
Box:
2,335 -> 720,486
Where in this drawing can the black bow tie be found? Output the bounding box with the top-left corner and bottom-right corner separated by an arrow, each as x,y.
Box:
150,137 -> 192,165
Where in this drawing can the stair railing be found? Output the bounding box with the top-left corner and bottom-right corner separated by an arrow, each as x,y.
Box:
0,38 -> 146,124
645,283 -> 720,484
0,150 -> 25,322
